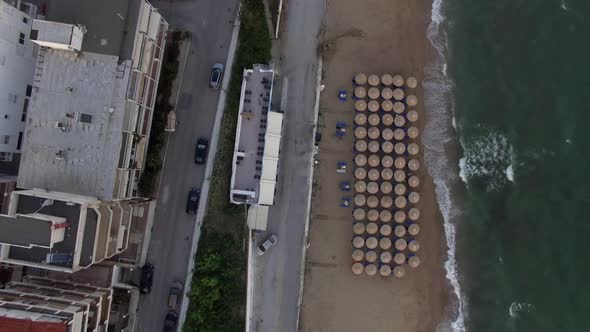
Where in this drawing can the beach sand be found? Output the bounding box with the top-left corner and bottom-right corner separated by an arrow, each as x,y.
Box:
299,0 -> 449,331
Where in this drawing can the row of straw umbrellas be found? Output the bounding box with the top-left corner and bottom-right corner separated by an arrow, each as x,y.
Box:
353,73 -> 417,88
351,255 -> 420,277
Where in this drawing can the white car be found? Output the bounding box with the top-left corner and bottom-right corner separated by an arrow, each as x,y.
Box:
257,234 -> 278,256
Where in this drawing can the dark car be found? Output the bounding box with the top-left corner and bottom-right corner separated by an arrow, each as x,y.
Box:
167,281 -> 184,310
139,263 -> 154,294
195,137 -> 209,164
186,188 -> 201,214
209,63 -> 224,89
163,311 -> 178,332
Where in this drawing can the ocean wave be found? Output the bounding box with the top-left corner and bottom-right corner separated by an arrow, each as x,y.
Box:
423,0 -> 466,331
508,301 -> 534,318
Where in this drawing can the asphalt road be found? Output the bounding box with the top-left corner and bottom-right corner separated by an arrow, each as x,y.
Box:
135,0 -> 238,331
250,1 -> 325,331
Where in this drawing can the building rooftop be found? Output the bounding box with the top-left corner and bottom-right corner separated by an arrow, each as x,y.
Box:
17,49 -> 130,200
0,315 -> 67,332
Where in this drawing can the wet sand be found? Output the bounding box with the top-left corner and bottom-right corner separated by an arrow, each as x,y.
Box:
300,0 -> 449,331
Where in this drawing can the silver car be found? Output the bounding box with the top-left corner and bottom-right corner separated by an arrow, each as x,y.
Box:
257,234 -> 278,256
209,63 -> 224,89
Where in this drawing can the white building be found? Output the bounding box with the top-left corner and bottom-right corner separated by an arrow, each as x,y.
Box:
0,0 -> 37,162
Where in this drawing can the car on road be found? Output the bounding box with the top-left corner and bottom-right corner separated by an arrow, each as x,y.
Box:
163,311 -> 178,332
194,137 -> 209,164
140,263 -> 154,294
257,234 -> 278,256
209,63 -> 224,89
168,281 -> 184,310
186,188 -> 201,214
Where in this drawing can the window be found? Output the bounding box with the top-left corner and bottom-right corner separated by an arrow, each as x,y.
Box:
22,17 -> 28,24
0,152 -> 13,162
25,85 -> 32,97
16,132 -> 23,150
2,136 -> 10,145
30,29 -> 38,40
18,32 -> 25,45
21,99 -> 28,121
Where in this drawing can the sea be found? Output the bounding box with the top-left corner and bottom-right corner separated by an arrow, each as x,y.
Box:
422,0 -> 590,331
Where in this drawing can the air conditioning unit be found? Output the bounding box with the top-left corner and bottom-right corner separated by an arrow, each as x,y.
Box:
54,122 -> 66,131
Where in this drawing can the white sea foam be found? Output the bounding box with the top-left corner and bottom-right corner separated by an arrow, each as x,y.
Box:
508,301 -> 534,318
505,165 -> 514,182
424,0 -> 466,331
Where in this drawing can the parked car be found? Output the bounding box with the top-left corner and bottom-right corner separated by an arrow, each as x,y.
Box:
139,263 -> 154,294
163,311 -> 178,332
168,281 -> 184,310
257,234 -> 278,256
194,137 -> 209,164
186,188 -> 201,214
209,63 -> 224,89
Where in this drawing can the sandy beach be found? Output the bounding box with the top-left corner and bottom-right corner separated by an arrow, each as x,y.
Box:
300,0 -> 449,331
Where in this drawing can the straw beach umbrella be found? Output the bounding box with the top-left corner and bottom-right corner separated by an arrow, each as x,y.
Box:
394,169 -> 406,182
366,237 -> 378,249
393,265 -> 406,278
365,250 -> 377,262
355,100 -> 367,112
394,157 -> 406,169
379,237 -> 392,250
394,252 -> 406,265
354,86 -> 367,99
380,251 -> 392,264
406,95 -> 418,107
407,126 -> 419,139
408,223 -> 420,236
408,240 -> 421,252
381,87 -> 394,100
395,196 -> 407,209
354,167 -> 367,180
354,73 -> 367,85
354,194 -> 366,206
395,238 -> 407,251
407,110 -> 419,122
368,74 -> 380,86
394,115 -> 406,127
380,181 -> 392,194
381,196 -> 393,208
394,143 -> 406,155
354,113 -> 367,126
352,249 -> 365,261
408,255 -> 421,268
409,208 -> 420,221
382,128 -> 394,141
382,100 -> 394,112
407,143 -> 420,155
394,225 -> 406,237
368,87 -> 380,100
393,101 -> 405,114
368,140 -> 380,153
353,236 -> 365,248
394,183 -> 406,196
380,210 -> 392,223
354,181 -> 366,193
408,175 -> 420,188
381,168 -> 393,181
380,224 -> 392,236
381,73 -> 393,86
368,169 -> 380,181
368,155 -> 380,167
406,76 -> 418,89
380,265 -> 392,277
355,154 -> 367,167
367,209 -> 379,221
394,210 -> 406,223
368,127 -> 380,140
352,262 -> 364,275
382,156 -> 394,168
368,114 -> 380,126
382,114 -> 394,127
368,100 -> 380,112
353,208 -> 366,221
393,74 -> 404,87
365,264 -> 377,276
355,127 -> 367,139
382,141 -> 394,154
366,195 -> 379,208
355,140 -> 367,153
393,88 -> 405,101
408,159 -> 420,171
393,128 -> 405,141
408,192 -> 420,204
353,222 -> 366,235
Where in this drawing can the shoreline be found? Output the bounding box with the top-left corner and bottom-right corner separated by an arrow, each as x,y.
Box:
299,0 -> 452,331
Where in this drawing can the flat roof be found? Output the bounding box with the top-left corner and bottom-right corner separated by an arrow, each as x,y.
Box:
0,315 -> 67,332
43,0 -> 141,59
0,215 -> 52,248
17,50 -> 130,200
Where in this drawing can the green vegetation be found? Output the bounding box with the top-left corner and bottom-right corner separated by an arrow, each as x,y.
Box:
138,31 -> 183,197
184,0 -> 271,331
